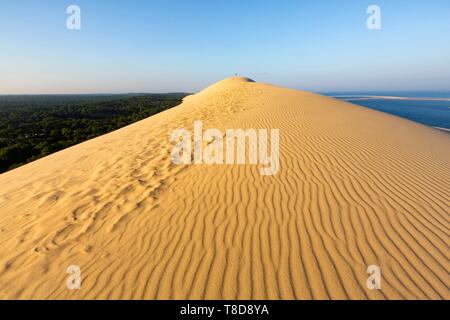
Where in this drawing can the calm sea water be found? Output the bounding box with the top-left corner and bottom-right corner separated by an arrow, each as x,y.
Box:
323,91 -> 450,130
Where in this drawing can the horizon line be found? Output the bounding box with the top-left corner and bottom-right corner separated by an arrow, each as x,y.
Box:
2,89 -> 450,96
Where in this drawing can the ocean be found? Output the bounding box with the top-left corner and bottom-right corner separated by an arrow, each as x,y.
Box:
323,91 -> 450,131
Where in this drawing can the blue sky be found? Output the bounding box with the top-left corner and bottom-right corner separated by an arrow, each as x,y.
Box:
1,0 -> 449,93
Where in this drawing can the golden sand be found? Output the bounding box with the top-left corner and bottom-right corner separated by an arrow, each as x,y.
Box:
0,77 -> 448,299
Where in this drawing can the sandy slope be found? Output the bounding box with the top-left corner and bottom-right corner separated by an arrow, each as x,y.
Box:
0,77 -> 448,300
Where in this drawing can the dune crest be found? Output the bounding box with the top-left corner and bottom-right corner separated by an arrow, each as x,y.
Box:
0,78 -> 448,300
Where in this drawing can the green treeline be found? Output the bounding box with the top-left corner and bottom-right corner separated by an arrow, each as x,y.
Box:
0,93 -> 187,173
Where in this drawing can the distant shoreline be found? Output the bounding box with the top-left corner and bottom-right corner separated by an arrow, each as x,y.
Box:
334,95 -> 450,102
434,126 -> 450,133
331,93 -> 450,131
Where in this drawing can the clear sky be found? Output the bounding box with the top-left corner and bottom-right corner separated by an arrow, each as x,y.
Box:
1,0 -> 449,94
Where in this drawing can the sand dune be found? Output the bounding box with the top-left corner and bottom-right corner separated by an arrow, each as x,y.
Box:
0,77 -> 448,299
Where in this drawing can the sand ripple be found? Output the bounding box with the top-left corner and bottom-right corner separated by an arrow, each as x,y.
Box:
0,77 -> 448,299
